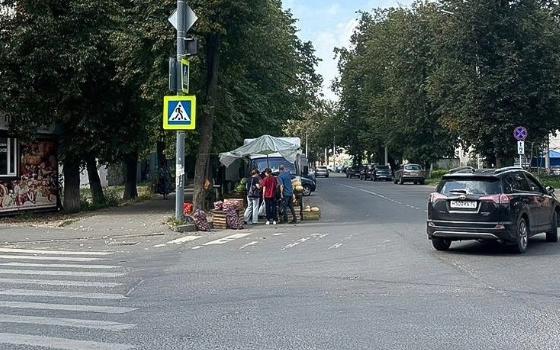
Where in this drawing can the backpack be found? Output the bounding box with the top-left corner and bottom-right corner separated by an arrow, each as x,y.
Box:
247,177 -> 260,198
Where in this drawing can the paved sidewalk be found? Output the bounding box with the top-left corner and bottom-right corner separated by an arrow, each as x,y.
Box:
0,190 -> 192,244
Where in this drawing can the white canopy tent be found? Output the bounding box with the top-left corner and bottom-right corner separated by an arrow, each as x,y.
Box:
219,135 -> 300,167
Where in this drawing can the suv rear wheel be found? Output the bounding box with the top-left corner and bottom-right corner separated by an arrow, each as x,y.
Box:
432,238 -> 451,251
546,211 -> 558,242
513,217 -> 529,254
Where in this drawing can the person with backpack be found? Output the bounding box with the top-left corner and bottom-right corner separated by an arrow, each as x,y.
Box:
244,169 -> 261,225
278,165 -> 297,224
261,168 -> 278,225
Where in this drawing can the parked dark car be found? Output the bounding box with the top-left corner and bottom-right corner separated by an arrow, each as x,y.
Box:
394,164 -> 425,184
315,166 -> 329,178
427,167 -> 559,253
373,165 -> 392,181
346,165 -> 361,179
359,165 -> 375,181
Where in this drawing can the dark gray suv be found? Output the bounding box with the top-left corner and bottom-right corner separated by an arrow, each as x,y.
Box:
427,167 -> 559,253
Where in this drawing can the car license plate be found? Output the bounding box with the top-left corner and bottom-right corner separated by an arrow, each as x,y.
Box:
450,201 -> 477,209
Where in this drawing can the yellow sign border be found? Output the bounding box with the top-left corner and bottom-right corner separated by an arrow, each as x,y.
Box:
163,95 -> 197,130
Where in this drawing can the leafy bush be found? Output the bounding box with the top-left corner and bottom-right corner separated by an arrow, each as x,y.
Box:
430,169 -> 449,179
532,174 -> 560,189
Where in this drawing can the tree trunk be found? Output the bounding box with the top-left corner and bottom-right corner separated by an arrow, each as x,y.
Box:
123,152 -> 138,200
193,34 -> 221,210
86,155 -> 105,205
63,158 -> 81,213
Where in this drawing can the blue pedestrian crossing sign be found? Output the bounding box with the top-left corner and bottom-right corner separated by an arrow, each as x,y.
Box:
163,95 -> 196,130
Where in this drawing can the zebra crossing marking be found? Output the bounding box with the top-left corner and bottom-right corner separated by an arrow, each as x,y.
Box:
0,269 -> 125,278
0,313 -> 135,331
0,289 -> 126,300
0,278 -> 121,288
0,333 -> 135,350
0,254 -> 102,262
0,301 -> 136,314
0,262 -> 119,269
0,248 -> 111,256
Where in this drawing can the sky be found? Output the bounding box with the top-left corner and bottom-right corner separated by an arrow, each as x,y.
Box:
282,0 -> 414,100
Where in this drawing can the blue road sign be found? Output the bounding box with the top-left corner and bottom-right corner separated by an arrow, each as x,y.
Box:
513,126 -> 528,141
163,95 -> 196,130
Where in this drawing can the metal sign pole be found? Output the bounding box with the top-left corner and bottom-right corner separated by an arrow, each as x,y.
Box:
175,0 -> 187,221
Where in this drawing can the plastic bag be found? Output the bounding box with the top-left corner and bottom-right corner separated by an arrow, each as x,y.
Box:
258,200 -> 265,217
183,202 -> 193,216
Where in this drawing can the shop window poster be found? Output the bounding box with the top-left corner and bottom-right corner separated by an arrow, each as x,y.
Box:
0,140 -> 58,212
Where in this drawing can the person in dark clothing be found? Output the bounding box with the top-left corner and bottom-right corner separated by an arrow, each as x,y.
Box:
278,165 -> 297,224
244,169 -> 261,225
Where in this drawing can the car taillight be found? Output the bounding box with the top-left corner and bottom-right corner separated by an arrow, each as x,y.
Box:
480,194 -> 511,205
429,193 -> 447,203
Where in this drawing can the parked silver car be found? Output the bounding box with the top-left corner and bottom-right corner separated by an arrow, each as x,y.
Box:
315,166 -> 329,178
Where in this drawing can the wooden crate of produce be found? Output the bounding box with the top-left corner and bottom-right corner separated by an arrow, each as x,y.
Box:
303,209 -> 321,221
211,209 -> 244,229
211,210 -> 228,230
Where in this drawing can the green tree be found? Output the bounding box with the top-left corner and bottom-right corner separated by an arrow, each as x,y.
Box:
0,0 -> 124,212
428,0 -> 560,166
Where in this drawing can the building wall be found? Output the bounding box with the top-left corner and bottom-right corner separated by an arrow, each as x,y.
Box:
0,140 -> 58,213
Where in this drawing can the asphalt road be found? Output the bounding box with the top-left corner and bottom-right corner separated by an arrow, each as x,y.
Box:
2,173 -> 560,349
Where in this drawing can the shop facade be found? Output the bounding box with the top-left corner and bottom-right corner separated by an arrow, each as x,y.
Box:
0,118 -> 58,214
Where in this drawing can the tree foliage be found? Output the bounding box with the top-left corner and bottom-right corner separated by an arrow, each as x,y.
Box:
0,0 -> 321,211
335,0 -> 560,167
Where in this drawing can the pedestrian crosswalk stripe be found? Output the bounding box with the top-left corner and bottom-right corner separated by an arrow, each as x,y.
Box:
0,254 -> 102,262
0,262 -> 119,269
0,313 -> 135,331
0,301 -> 136,314
0,248 -> 111,256
0,289 -> 126,300
0,269 -> 125,278
0,333 -> 135,350
0,278 -> 121,288
203,233 -> 251,245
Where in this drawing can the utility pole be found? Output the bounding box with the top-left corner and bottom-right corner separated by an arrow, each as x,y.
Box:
305,132 -> 308,158
384,145 -> 388,165
545,134 -> 551,173
174,0 -> 187,221
333,134 -> 336,170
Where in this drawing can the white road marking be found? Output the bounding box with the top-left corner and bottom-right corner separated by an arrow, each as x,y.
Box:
0,333 -> 134,350
0,248 -> 111,256
203,233 -> 251,245
283,237 -> 311,250
153,244 -> 166,248
191,246 -> 202,250
0,269 -> 125,278
0,314 -> 135,331
0,289 -> 126,300
167,235 -> 201,244
342,185 -> 408,207
311,233 -> 328,239
328,243 -> 342,250
0,254 -> 101,262
239,241 -> 258,250
0,278 -> 121,288
0,301 -> 136,314
0,262 -> 119,269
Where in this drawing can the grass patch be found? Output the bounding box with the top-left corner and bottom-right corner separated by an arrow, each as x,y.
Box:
79,185 -> 152,212
532,174 -> 560,189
